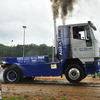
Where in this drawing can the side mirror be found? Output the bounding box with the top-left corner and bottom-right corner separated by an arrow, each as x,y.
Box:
88,21 -> 97,31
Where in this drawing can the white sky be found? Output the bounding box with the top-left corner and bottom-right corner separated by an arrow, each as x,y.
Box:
0,0 -> 100,46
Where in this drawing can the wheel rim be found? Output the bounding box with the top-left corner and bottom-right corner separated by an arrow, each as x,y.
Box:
68,68 -> 80,80
7,70 -> 17,82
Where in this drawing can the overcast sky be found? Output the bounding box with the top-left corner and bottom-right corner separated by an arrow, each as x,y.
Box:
0,0 -> 100,46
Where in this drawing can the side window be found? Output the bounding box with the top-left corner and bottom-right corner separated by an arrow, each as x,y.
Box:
73,26 -> 92,46
73,26 -> 85,40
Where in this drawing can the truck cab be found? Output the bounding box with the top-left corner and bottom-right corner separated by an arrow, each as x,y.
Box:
58,21 -> 100,61
57,21 -> 100,83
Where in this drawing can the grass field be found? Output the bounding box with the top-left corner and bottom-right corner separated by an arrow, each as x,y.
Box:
3,97 -> 67,100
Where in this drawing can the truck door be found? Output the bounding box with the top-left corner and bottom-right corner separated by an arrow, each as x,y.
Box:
72,25 -> 94,62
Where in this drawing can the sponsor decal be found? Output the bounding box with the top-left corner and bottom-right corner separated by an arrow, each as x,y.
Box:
79,48 -> 93,51
58,29 -> 63,56
58,41 -> 62,56
38,56 -> 44,59
17,57 -> 23,60
51,64 -> 57,69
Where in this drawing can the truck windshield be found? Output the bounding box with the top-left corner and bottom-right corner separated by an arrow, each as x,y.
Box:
91,28 -> 98,40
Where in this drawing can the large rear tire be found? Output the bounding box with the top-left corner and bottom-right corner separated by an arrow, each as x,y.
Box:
3,67 -> 22,83
65,64 -> 84,83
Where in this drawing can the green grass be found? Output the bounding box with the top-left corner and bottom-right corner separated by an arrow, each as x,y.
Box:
3,97 -> 67,100
3,97 -> 29,100
60,98 -> 67,100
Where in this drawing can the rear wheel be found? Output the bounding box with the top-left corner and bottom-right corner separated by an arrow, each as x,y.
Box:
65,64 -> 84,83
3,67 -> 22,83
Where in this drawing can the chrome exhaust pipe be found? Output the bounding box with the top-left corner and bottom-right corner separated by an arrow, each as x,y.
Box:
54,20 -> 57,55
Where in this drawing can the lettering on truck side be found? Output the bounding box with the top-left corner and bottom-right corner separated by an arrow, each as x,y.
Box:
58,41 -> 63,56
58,29 -> 63,56
79,48 -> 93,51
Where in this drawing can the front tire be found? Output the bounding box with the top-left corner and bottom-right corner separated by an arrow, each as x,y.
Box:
65,64 -> 84,83
3,67 -> 22,83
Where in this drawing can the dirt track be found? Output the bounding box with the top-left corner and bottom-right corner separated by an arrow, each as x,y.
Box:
0,71 -> 100,100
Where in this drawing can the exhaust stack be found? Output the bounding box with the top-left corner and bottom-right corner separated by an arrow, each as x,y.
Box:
54,20 -> 57,55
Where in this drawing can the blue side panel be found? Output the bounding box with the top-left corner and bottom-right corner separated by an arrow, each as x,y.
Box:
94,60 -> 100,73
57,26 -> 70,59
6,56 -> 61,77
6,55 -> 49,64
83,64 -> 87,75
85,64 -> 95,74
84,61 -> 100,75
6,57 -> 18,63
18,63 -> 61,77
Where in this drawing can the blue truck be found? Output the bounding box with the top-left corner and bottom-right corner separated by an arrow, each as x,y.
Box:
1,21 -> 100,83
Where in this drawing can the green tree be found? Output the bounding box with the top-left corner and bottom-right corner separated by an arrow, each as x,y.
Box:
0,43 -> 53,58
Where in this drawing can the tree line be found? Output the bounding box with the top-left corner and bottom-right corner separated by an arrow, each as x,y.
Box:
0,43 -> 53,58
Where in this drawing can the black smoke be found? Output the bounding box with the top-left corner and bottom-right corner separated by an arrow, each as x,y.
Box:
50,0 -> 78,24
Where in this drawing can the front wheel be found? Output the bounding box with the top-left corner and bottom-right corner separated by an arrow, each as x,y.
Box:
65,64 -> 84,83
3,67 -> 22,83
